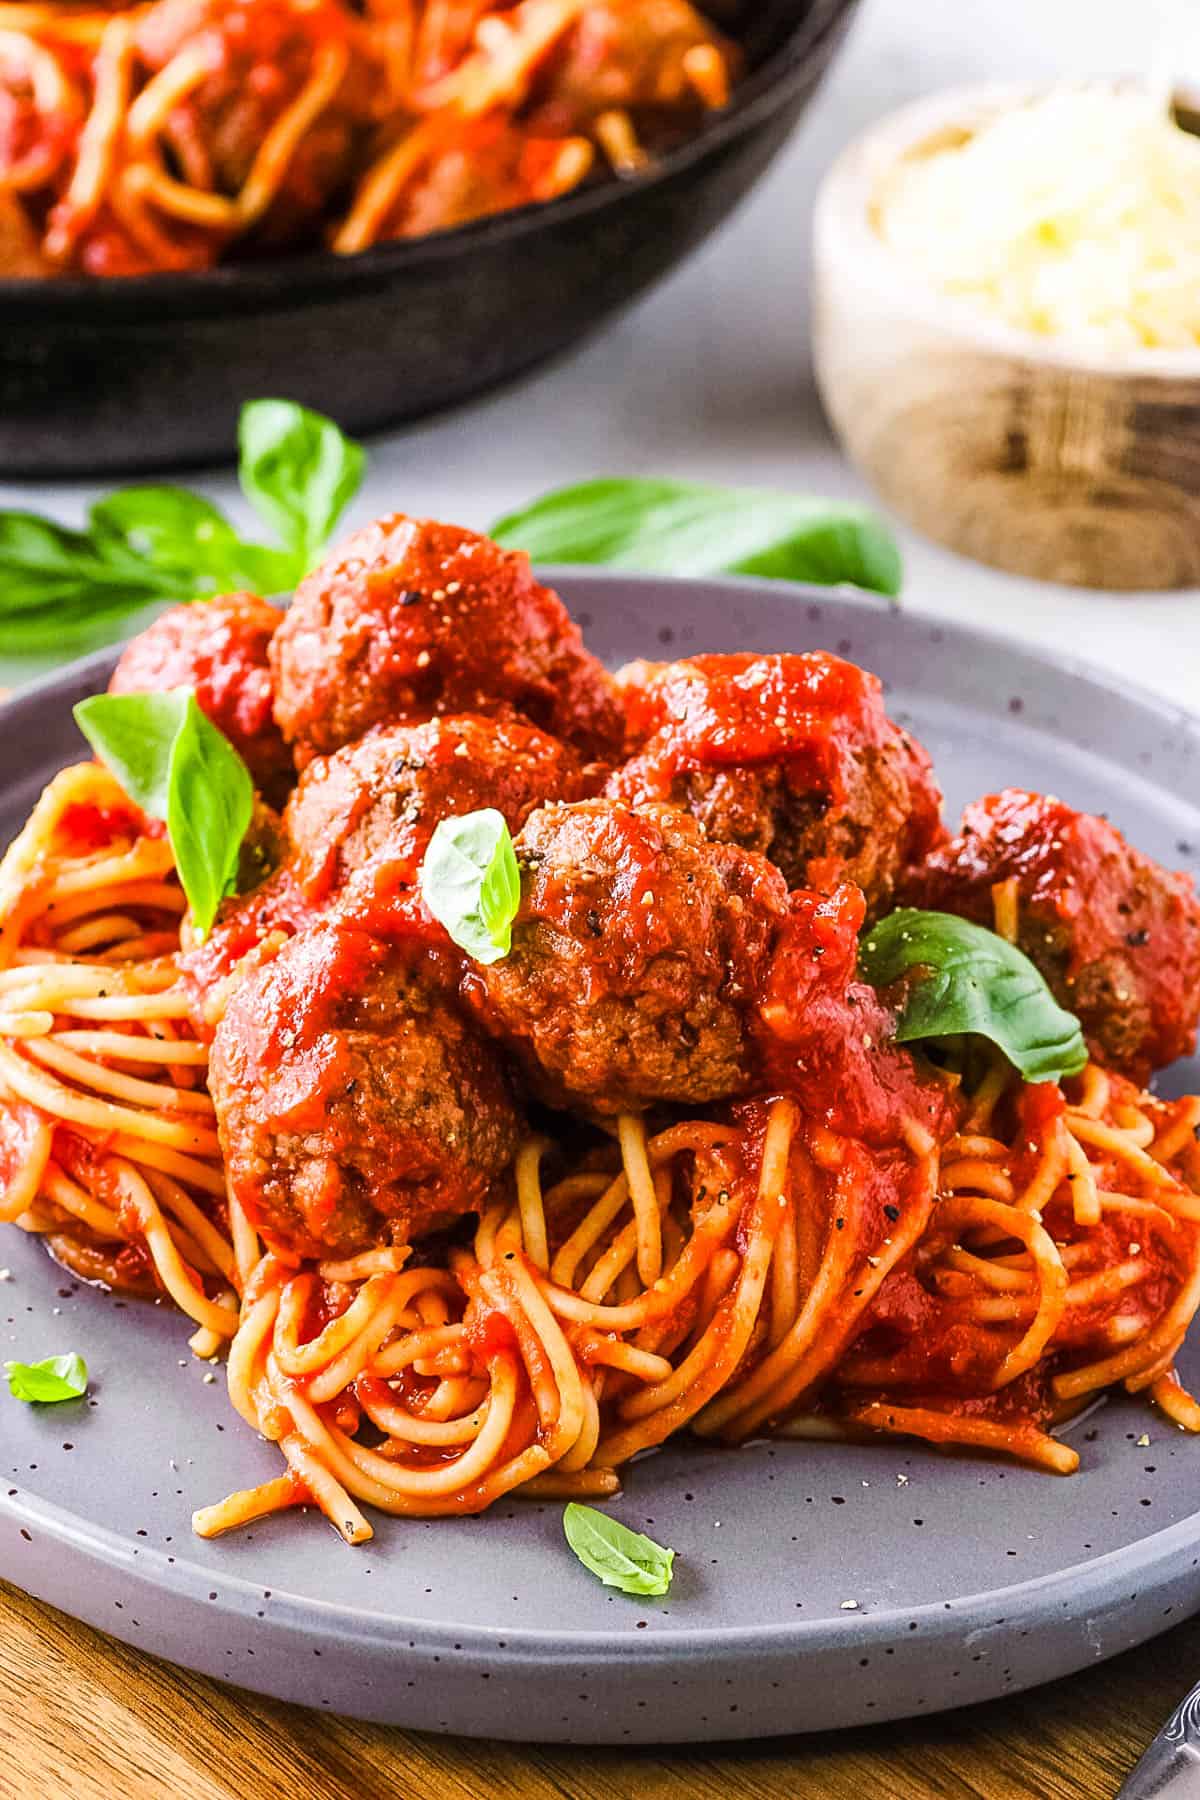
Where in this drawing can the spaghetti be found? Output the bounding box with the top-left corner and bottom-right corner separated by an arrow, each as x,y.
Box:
0,764 -> 240,1340
0,0 -> 741,276
3,759 -> 1200,1544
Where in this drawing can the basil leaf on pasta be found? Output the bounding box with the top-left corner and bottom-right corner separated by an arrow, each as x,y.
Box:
5,1352 -> 88,1403
858,908 -> 1088,1083
73,689 -> 183,815
418,809 -> 521,964
491,478 -> 903,597
238,398 -> 366,570
165,695 -> 256,937
74,690 -> 254,939
563,1503 -> 675,1596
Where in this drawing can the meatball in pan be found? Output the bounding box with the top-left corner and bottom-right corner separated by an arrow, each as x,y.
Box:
133,0 -> 374,253
527,0 -> 741,136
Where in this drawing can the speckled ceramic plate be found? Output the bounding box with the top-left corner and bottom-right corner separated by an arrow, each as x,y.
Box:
2,572 -> 1199,1745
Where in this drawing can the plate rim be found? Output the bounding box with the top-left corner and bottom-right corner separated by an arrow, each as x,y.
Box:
6,1451 -> 1200,1656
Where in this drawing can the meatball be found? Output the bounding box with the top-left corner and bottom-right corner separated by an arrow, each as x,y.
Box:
0,31 -> 81,265
209,921 -> 521,1257
285,713 -> 586,905
608,653 -> 943,914
132,0 -> 371,249
180,864 -> 308,1039
368,116 -> 596,243
270,514 -> 626,768
528,0 -> 740,137
110,593 -> 292,803
903,788 -> 1200,1080
464,799 -> 789,1113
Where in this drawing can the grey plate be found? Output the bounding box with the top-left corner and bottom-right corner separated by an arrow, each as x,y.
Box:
2,571 -> 1199,1745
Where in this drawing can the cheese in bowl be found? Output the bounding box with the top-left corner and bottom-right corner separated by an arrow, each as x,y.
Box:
872,89 -> 1200,353
813,83 -> 1200,590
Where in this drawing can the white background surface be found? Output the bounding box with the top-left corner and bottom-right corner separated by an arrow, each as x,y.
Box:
2,0 -> 1198,704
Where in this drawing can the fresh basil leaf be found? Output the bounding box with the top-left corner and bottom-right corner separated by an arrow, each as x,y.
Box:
5,1352 -> 88,1403
858,908 -> 1088,1083
0,512 -> 175,621
238,398 -> 366,569
90,487 -> 297,598
0,502 -> 243,656
166,694 -> 255,936
0,594 -> 167,658
492,478 -> 903,597
74,689 -> 185,815
0,402 -> 365,657
419,809 -> 520,964
0,512 -> 142,594
74,690 -> 254,938
563,1503 -> 675,1596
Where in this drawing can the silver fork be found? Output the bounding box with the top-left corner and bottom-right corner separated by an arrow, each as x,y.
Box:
1118,1680 -> 1200,1796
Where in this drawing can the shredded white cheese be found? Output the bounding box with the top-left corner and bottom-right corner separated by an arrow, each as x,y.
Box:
874,90 -> 1200,350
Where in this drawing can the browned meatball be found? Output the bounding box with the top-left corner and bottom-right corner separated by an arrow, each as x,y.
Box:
463,799 -> 789,1114
269,514 -> 625,768
209,920 -> 520,1257
110,593 -> 292,803
608,653 -> 944,915
285,714 -> 585,905
903,788 -> 1200,1080
369,115 -> 597,242
528,0 -> 740,137
133,0 -> 373,249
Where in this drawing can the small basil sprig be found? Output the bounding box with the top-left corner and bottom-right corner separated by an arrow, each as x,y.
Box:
74,690 -> 254,938
0,399 -> 366,656
90,487 -> 296,601
5,1352 -> 88,1403
0,439 -> 896,659
858,909 -> 1088,1083
418,809 -> 521,964
239,399 -> 366,571
492,477 -> 903,597
563,1503 -> 675,1597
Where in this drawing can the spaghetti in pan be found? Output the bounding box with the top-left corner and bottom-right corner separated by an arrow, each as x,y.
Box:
3,514 -> 1200,1546
0,0 -> 741,277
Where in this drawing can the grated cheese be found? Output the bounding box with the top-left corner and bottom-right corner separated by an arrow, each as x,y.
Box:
874,89 -> 1200,351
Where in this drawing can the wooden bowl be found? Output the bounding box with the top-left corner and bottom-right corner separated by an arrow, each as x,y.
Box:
812,83 -> 1200,592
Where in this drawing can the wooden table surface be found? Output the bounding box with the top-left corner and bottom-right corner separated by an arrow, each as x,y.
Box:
1,1576 -> 1195,1800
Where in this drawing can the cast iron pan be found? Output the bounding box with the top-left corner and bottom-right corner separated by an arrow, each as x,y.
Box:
0,0 -> 859,476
